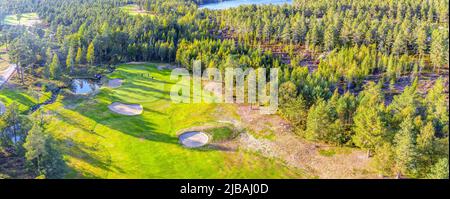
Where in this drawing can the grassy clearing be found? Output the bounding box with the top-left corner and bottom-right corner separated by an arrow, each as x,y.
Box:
0,88 -> 51,113
42,63 -> 303,178
206,126 -> 236,142
318,147 -> 353,157
120,5 -> 156,19
3,12 -> 41,27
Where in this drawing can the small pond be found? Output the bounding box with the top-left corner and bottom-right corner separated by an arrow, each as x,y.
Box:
71,79 -> 100,95
11,135 -> 22,144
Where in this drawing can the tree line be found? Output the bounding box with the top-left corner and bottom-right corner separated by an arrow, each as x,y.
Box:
0,0 -> 448,178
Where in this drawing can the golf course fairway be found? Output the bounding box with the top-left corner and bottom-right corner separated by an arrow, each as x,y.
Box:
41,63 -> 304,179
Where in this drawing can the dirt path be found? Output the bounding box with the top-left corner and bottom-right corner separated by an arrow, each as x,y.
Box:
235,105 -> 378,179
0,64 -> 17,88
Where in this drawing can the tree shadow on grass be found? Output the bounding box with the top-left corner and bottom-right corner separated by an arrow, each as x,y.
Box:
54,94 -> 179,146
59,137 -> 126,179
100,117 -> 178,145
186,143 -> 238,153
106,80 -> 172,102
0,90 -> 35,111
70,99 -> 179,146
51,109 -> 105,139
145,77 -> 174,85
118,87 -> 170,102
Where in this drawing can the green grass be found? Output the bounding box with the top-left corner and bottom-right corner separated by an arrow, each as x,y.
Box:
0,88 -> 51,113
42,63 -> 304,179
120,5 -> 156,18
318,147 -> 353,157
206,126 -> 236,142
3,13 -> 41,27
318,149 -> 336,157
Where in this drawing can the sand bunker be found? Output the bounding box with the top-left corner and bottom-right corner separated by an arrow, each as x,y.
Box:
157,65 -> 177,70
107,79 -> 123,88
179,131 -> 210,148
108,102 -> 143,116
0,102 -> 5,115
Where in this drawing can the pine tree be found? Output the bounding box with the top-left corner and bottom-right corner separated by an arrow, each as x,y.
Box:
305,99 -> 334,141
426,158 -> 449,179
324,24 -> 336,51
307,19 -> 322,48
416,23 -> 428,57
23,124 -> 47,175
352,82 -> 386,155
75,47 -> 83,65
372,143 -> 395,176
279,81 -> 297,104
417,122 -> 436,168
56,25 -> 64,43
23,124 -> 66,179
388,80 -> 421,126
1,103 -> 21,146
425,78 -> 449,136
280,96 -> 308,133
66,47 -> 75,74
394,116 -> 418,178
45,47 -> 52,66
392,33 -> 407,56
430,29 -> 449,73
49,54 -> 61,80
86,42 -> 95,65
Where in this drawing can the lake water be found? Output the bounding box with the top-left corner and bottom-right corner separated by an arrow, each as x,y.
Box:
72,79 -> 99,95
11,135 -> 21,144
199,0 -> 292,10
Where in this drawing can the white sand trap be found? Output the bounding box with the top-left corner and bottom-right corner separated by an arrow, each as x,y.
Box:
179,131 -> 210,148
157,65 -> 165,70
157,65 -> 177,70
0,102 -> 6,115
108,102 -> 143,116
107,79 -> 123,88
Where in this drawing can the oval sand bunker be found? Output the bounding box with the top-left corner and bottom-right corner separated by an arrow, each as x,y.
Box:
107,79 -> 123,88
179,131 -> 209,148
108,102 -> 143,116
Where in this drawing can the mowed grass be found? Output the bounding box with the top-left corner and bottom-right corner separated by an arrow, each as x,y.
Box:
43,63 -> 303,178
120,5 -> 156,19
0,88 -> 51,113
3,12 -> 41,26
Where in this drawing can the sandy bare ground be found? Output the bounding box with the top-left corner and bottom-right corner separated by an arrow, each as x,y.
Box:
157,65 -> 178,71
0,64 -> 17,87
235,105 -> 378,179
22,19 -> 41,27
107,79 -> 123,88
0,102 -> 5,115
108,102 -> 143,116
126,62 -> 149,65
179,131 -> 210,148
